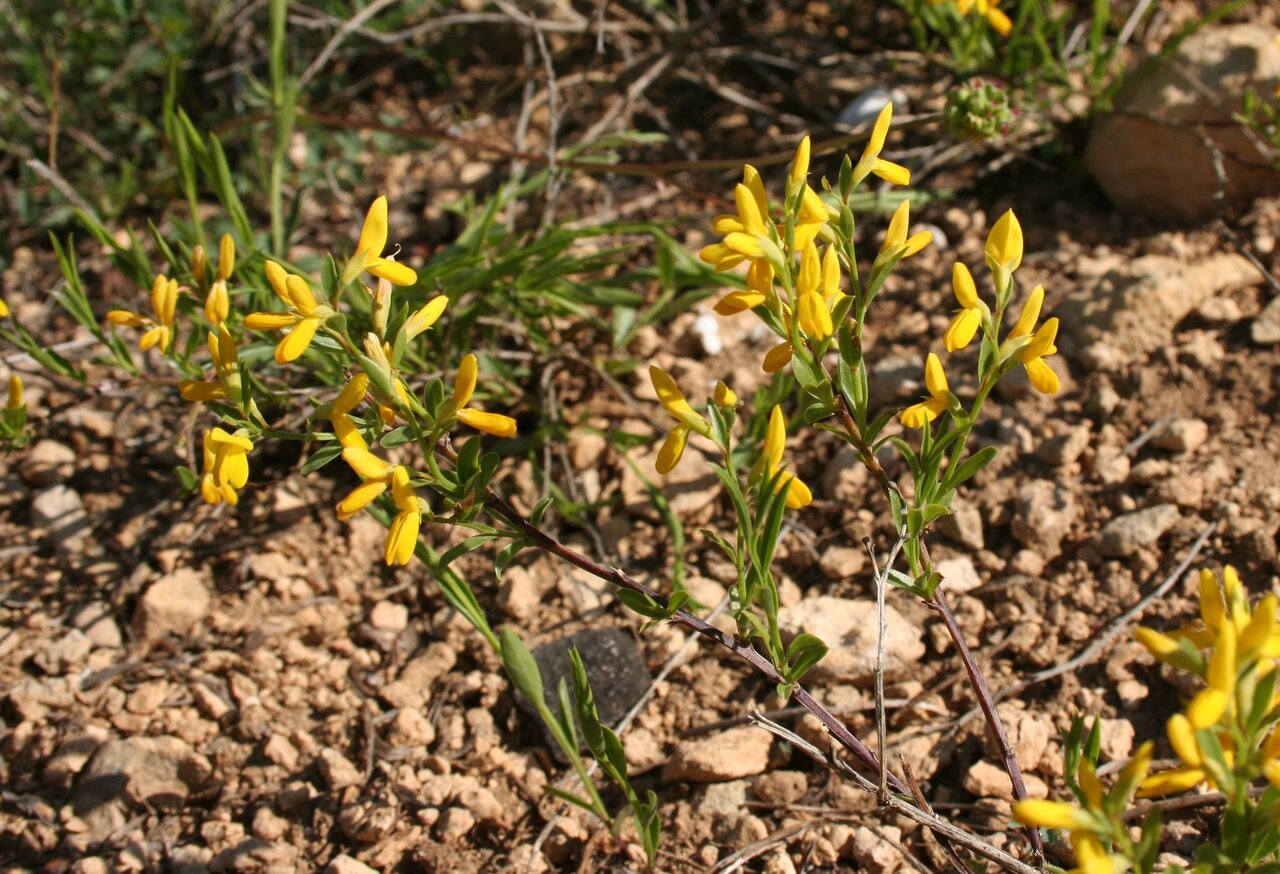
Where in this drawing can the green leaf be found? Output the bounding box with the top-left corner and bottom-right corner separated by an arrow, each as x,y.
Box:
785,632 -> 828,682
499,629 -> 544,705
438,534 -> 500,569
379,426 -> 415,448
300,442 -> 344,474
529,497 -> 554,527
945,445 -> 999,490
544,785 -> 599,815
173,465 -> 198,492
617,589 -> 667,620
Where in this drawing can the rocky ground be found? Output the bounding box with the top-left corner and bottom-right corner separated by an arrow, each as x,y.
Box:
3,3 -> 1280,873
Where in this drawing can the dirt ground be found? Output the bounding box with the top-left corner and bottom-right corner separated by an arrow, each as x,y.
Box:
3,2 -> 1280,872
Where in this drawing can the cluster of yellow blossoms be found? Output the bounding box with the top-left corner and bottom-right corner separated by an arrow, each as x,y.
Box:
1015,566 -> 1280,872
105,195 -> 518,566
1135,565 -> 1280,796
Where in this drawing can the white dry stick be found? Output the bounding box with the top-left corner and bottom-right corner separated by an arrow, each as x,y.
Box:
865,527 -> 908,799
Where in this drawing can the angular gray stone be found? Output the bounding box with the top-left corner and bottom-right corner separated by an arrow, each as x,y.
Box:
31,484 -> 89,545
778,596 -> 925,685
75,735 -> 212,812
1097,504 -> 1180,558
1252,296 -> 1280,345
663,727 -> 772,783
1011,480 -> 1076,559
133,569 -> 211,642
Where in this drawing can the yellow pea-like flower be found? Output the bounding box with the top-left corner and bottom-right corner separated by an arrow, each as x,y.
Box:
107,274 -> 179,353
757,405 -> 812,510
985,208 -> 1023,276
852,102 -> 911,187
341,196 -> 418,287
244,265 -> 331,364
403,296 -> 449,341
900,353 -> 954,428
943,262 -> 988,352
451,353 -> 518,438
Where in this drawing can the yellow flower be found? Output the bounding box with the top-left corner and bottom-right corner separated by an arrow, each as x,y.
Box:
788,135 -> 810,187
244,264 -> 332,364
327,373 -> 371,451
985,208 -> 1023,277
403,296 -> 449,342
792,185 -> 831,251
204,233 -> 235,325
796,242 -> 834,339
763,336 -> 795,374
713,380 -> 737,407
107,274 -> 178,352
852,103 -> 911,187
1012,798 -> 1092,831
1002,285 -> 1059,395
180,323 -> 240,403
1137,713 -> 1228,798
335,446 -> 422,565
900,353 -> 954,428
1068,833 -> 1114,874
0,298 -> 9,318
874,200 -> 932,275
452,354 -> 518,437
757,405 -> 812,509
199,428 -> 253,505
341,196 -> 418,287
928,0 -> 1013,35
385,466 -> 423,566
649,365 -> 713,474
943,262 -> 989,352
191,244 -> 207,286
700,166 -> 771,272
714,260 -> 773,316
6,374 -> 22,410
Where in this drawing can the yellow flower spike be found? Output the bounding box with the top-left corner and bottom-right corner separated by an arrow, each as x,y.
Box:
1018,317 -> 1060,395
403,296 -> 449,341
451,354 -> 518,438
1200,567 -> 1227,631
108,274 -> 178,352
796,242 -> 832,339
853,102 -> 911,186
900,353 -> 953,428
713,381 -> 737,407
1167,714 -> 1203,767
985,209 -> 1024,275
345,196 -> 418,287
1011,799 -> 1090,831
1069,832 -> 1113,874
1077,759 -> 1104,809
944,262 -> 986,352
385,466 -> 422,566
761,405 -> 812,510
191,245 -> 207,286
245,268 -> 330,364
7,374 -> 23,410
789,135 -> 810,187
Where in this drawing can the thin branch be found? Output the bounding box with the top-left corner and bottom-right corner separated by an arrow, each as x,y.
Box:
748,712 -> 1041,874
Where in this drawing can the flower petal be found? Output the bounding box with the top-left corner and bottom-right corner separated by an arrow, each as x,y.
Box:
454,354 -> 478,407
357,196 -> 389,260
656,425 -> 691,475
244,312 -> 299,331
276,317 -> 321,364
944,307 -> 982,353
368,257 -> 418,287
337,479 -> 387,520
457,408 -> 518,437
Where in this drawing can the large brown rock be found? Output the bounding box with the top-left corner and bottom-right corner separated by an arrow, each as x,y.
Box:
1085,24 -> 1280,222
